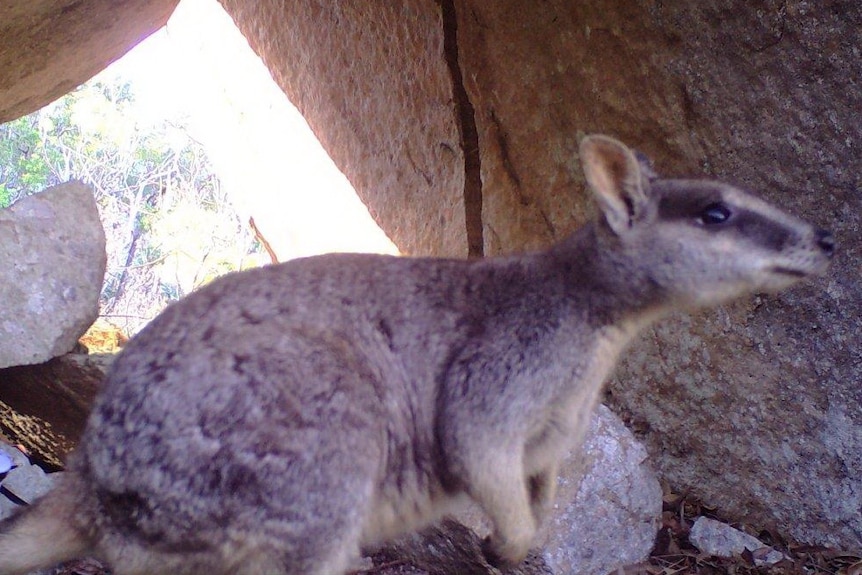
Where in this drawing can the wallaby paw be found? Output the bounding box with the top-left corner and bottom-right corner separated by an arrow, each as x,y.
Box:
480,535 -> 525,570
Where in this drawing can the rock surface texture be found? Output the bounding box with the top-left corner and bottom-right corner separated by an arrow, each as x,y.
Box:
0,352 -> 110,468
0,182 -> 106,368
688,517 -> 786,566
0,444 -> 59,507
217,1 -> 469,257
219,0 -> 861,550
537,405 -> 660,574
0,0 -> 179,123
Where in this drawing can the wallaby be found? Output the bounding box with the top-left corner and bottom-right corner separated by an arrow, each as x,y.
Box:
0,136 -> 834,575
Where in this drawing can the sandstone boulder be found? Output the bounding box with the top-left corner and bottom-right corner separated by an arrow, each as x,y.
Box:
0,0 -> 179,123
0,182 -> 106,368
217,0 -> 468,257
0,352 -> 109,468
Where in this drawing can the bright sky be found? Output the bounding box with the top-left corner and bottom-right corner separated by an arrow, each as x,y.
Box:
97,0 -> 398,259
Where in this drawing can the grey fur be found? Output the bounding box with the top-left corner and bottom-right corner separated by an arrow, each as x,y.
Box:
0,135 -> 834,575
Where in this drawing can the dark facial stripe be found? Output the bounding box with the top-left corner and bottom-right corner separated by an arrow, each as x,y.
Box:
730,210 -> 792,251
656,185 -> 793,252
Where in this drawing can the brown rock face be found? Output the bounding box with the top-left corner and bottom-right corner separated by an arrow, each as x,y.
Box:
218,1 -> 469,257
457,2 -> 705,255
220,0 -> 861,549
0,353 -> 109,469
0,0 -> 179,123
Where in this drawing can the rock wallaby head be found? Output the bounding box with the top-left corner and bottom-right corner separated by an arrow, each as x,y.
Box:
0,136 -> 834,575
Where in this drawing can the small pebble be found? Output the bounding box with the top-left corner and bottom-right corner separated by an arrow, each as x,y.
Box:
689,516 -> 787,566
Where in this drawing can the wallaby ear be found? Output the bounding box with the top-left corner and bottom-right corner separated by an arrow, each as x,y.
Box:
579,135 -> 650,235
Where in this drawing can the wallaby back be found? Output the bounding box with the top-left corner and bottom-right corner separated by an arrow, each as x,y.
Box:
0,135 -> 834,575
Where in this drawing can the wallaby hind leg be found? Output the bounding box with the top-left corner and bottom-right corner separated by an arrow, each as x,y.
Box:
92,477 -> 371,575
90,437 -> 378,575
248,494 -> 368,575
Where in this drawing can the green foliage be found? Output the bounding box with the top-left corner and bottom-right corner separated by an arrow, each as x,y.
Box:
0,75 -> 262,334
0,115 -> 53,206
0,183 -> 11,209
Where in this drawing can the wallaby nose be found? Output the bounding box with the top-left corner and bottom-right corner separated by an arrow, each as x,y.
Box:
815,229 -> 835,257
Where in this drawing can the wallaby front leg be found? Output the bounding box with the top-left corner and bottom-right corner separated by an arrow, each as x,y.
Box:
465,456 -> 536,568
528,464 -> 558,525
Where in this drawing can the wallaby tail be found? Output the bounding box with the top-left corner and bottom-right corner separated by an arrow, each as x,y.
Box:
0,472 -> 91,575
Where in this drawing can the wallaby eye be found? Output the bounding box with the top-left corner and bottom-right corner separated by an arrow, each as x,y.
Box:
699,202 -> 732,225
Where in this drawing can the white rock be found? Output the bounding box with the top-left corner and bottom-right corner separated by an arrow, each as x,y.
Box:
0,452 -> 12,474
0,442 -> 46,520
0,441 -> 29,469
0,181 -> 106,368
689,516 -> 786,566
538,404 -> 662,575
0,463 -> 59,505
455,404 -> 661,575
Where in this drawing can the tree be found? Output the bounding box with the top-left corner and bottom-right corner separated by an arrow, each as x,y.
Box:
0,115 -> 56,208
0,79 -> 263,335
